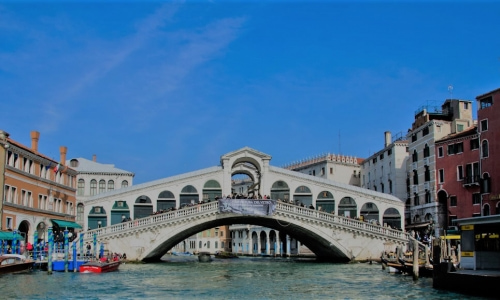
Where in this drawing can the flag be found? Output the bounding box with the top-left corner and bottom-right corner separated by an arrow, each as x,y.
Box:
53,163 -> 61,173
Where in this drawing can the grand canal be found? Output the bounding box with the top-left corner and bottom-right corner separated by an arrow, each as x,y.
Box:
0,256 -> 488,299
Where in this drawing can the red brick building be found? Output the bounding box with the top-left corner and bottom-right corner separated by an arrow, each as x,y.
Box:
476,88 -> 500,215
435,126 -> 482,226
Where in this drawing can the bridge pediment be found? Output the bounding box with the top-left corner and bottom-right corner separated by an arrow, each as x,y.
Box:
220,147 -> 272,168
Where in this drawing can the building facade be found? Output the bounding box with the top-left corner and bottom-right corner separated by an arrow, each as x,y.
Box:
406,99 -> 474,237
0,130 -> 78,245
66,156 -> 134,230
435,126 -> 481,225
476,88 -> 500,216
360,131 -> 409,210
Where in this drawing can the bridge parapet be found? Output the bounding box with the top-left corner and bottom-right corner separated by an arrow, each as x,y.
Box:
276,202 -> 409,242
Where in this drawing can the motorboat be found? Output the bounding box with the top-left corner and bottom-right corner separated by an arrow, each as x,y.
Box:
79,260 -> 121,273
198,252 -> 212,262
0,254 -> 34,275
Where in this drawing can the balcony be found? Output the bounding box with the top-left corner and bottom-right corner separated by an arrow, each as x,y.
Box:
423,157 -> 429,166
412,162 -> 418,170
463,175 -> 480,187
424,182 -> 430,191
412,185 -> 418,193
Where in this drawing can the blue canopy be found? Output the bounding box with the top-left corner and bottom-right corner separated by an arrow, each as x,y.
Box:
0,231 -> 24,241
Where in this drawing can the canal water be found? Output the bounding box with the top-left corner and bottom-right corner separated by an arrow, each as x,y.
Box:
0,256 -> 488,299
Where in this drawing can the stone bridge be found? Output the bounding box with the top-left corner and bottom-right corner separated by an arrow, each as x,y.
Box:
79,201 -> 410,263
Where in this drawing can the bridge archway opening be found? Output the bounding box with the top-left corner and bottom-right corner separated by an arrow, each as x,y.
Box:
203,180 -> 222,202
180,185 -> 199,207
134,196 -> 152,219
360,202 -> 379,223
294,185 -> 312,207
316,191 -> 335,214
383,208 -> 402,229
338,197 -> 357,218
142,215 -> 352,263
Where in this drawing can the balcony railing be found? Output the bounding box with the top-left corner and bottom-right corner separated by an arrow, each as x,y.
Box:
463,175 -> 480,186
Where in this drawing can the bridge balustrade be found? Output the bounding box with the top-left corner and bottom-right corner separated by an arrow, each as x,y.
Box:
82,200 -> 408,242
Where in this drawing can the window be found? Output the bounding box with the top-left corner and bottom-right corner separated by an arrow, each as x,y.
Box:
414,194 -> 420,206
423,127 -> 429,136
423,144 -> 430,158
457,124 -> 464,132
90,180 -> 97,196
482,140 -> 489,158
481,173 -> 491,194
321,167 -> 325,176
121,180 -> 129,188
479,96 -> 492,109
481,119 -> 488,131
6,217 -> 12,230
450,196 -> 457,207
77,179 -> 85,196
413,170 -> 418,185
412,134 -> 417,142
379,153 -> 384,160
388,149 -> 392,156
470,138 -> 479,150
77,203 -> 84,222
412,150 -> 418,162
99,180 -> 106,193
472,193 -> 480,205
438,147 -> 444,158
425,191 -> 431,204
424,166 -> 430,181
464,102 -> 469,110
457,165 -> 463,181
329,168 -> 333,174
108,180 -> 114,191
438,169 -> 444,183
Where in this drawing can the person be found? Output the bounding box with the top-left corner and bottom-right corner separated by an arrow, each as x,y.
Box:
122,253 -> 127,260
86,242 -> 92,256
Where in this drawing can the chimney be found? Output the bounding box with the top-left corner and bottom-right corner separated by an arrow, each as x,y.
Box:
93,154 -> 97,162
59,146 -> 67,165
384,131 -> 391,148
30,131 -> 40,152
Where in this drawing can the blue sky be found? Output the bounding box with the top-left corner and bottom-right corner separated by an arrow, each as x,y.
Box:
1,1 -> 499,184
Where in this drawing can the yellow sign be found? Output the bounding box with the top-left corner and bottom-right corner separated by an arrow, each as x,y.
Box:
461,251 -> 474,257
461,225 -> 474,231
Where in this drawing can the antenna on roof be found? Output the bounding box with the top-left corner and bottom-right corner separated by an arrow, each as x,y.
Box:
448,85 -> 453,100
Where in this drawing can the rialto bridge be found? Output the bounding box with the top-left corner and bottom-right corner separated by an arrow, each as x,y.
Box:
79,147 -> 408,262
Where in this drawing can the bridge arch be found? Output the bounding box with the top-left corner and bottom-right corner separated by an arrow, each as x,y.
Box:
316,191 -> 335,214
180,185 -> 199,207
157,190 -> 176,211
383,208 -> 402,229
294,185 -> 312,206
338,197 -> 357,218
134,196 -> 152,219
203,180 -> 222,202
270,180 -> 290,202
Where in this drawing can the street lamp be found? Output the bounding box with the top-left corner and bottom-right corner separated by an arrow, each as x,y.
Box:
97,221 -> 102,228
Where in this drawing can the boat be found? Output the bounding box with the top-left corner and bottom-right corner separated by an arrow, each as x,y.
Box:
0,254 -> 34,275
172,251 -> 193,256
79,260 -> 121,273
214,251 -> 238,259
198,252 -> 212,262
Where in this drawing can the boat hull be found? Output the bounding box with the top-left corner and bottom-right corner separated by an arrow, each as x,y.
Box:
79,261 -> 121,273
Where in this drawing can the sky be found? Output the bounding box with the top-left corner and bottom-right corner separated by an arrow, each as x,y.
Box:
1,1 -> 499,184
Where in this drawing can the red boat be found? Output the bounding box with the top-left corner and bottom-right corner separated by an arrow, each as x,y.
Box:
79,261 -> 121,273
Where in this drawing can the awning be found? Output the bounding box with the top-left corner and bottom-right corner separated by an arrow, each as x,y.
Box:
51,219 -> 82,229
405,222 -> 430,229
0,231 -> 24,241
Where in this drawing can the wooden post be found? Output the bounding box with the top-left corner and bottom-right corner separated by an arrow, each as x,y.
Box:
412,239 -> 419,280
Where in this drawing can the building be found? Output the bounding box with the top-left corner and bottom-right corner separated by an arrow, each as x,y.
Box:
0,130 -> 78,245
435,126 -> 481,225
173,226 -> 231,254
66,156 -> 134,229
476,88 -> 500,215
360,131 -> 409,208
406,99 -> 474,237
283,153 -> 363,186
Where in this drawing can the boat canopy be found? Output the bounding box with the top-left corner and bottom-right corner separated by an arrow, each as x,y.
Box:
0,231 -> 24,241
50,219 -> 82,229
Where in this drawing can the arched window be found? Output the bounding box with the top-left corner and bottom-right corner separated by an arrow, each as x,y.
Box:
412,150 -> 418,162
482,140 -> 489,158
99,180 -> 106,193
108,180 -> 114,191
77,203 -> 84,223
121,180 -> 129,188
77,179 -> 85,196
483,204 -> 490,216
90,179 -> 97,196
